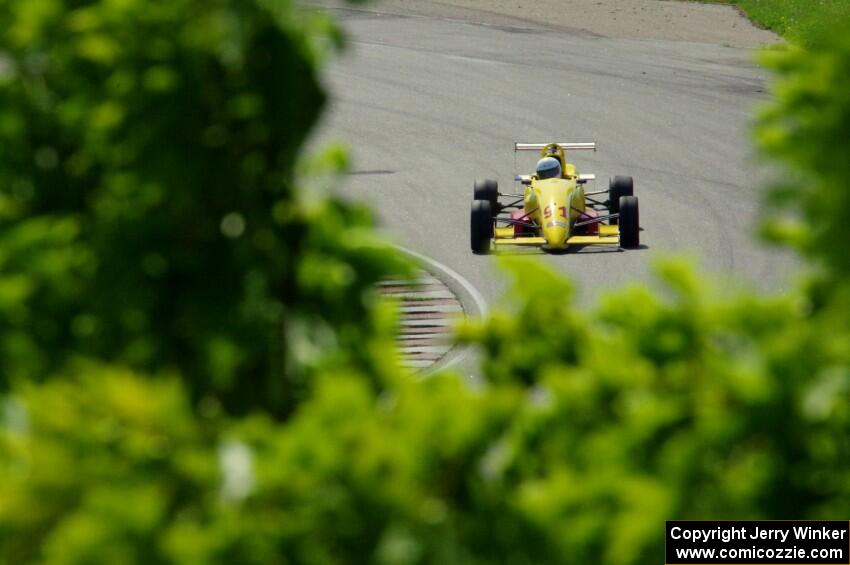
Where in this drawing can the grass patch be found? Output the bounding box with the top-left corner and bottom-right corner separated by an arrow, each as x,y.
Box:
688,0 -> 850,44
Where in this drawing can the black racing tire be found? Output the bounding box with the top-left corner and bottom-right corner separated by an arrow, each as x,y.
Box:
473,179 -> 499,210
470,199 -> 494,254
608,175 -> 634,224
618,195 -> 640,248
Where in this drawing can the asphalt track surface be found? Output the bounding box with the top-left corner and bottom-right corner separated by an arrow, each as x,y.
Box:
314,6 -> 797,309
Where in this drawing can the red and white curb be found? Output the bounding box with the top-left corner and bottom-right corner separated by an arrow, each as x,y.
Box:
378,272 -> 464,370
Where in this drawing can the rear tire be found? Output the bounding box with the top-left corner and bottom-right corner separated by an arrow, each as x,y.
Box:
470,199 -> 494,254
473,179 -> 499,210
618,195 -> 640,248
608,176 -> 634,224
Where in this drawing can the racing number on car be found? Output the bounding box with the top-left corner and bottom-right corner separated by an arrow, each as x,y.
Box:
543,206 -> 568,219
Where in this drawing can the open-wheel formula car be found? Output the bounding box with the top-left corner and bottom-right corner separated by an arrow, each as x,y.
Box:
470,142 -> 640,254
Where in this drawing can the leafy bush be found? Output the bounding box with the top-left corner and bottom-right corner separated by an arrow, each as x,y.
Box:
758,32 -> 850,293
0,0 -> 410,417
1,1 -> 849,564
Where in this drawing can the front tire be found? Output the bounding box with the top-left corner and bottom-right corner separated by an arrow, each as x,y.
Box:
618,195 -> 640,248
608,176 -> 634,224
473,179 -> 499,210
470,199 -> 494,254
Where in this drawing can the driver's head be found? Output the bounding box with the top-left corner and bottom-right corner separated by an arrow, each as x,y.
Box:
536,156 -> 562,180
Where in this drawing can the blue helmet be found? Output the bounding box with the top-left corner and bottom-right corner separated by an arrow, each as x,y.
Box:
536,156 -> 561,180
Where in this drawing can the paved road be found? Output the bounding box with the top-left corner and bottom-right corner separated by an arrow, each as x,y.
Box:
314,6 -> 796,307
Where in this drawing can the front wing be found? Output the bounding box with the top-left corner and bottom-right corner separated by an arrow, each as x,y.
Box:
493,224 -> 620,248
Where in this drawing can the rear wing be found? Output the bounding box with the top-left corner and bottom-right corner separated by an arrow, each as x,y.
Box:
515,173 -> 596,184
514,142 -> 596,152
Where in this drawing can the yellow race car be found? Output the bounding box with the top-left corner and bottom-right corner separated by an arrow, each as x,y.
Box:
470,142 -> 639,254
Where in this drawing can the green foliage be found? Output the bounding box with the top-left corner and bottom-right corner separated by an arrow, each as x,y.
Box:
5,260 -> 849,564
0,362 -> 542,564
1,366 -> 215,564
757,32 -> 850,290
0,0 -> 411,415
456,257 -> 850,563
2,0 -> 850,564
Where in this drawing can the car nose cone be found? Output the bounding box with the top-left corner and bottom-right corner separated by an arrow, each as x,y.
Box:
543,222 -> 568,249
